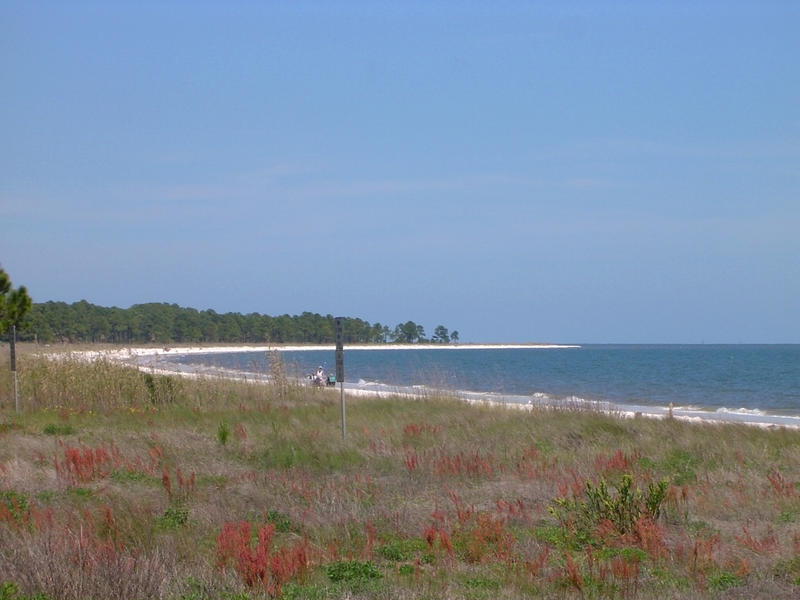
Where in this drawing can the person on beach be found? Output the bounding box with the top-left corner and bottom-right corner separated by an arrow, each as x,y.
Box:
314,366 -> 325,386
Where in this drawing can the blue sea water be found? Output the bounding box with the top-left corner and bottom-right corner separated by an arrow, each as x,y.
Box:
168,345 -> 800,424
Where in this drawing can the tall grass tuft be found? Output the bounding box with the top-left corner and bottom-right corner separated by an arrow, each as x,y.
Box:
267,350 -> 290,401
0,511 -> 171,599
14,354 -> 155,411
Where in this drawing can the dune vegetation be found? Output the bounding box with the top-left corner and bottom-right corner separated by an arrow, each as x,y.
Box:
1,347 -> 800,599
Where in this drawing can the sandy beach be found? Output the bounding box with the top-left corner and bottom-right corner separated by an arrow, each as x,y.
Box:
75,342 -> 579,359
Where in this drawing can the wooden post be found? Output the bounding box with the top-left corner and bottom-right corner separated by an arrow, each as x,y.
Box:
10,324 -> 19,412
335,317 -> 345,441
340,381 -> 346,441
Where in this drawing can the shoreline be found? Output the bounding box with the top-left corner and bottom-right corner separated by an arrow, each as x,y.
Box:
80,342 -> 581,360
60,344 -> 800,431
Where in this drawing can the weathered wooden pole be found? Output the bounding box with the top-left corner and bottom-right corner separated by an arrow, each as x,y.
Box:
336,317 -> 345,441
10,324 -> 19,412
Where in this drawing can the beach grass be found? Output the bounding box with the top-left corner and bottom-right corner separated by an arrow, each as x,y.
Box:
1,348 -> 800,599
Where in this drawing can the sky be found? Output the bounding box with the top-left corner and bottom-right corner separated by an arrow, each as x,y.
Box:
1,1 -> 798,343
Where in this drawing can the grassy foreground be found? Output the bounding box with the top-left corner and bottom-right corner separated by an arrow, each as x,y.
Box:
1,350 -> 800,599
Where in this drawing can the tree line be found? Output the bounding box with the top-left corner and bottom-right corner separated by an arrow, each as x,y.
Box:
13,299 -> 459,346
0,269 -> 31,339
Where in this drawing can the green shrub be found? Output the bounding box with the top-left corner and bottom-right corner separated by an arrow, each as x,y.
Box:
158,506 -> 189,529
662,449 -> 700,485
377,542 -> 406,562
265,509 -> 294,533
142,372 -> 181,404
0,491 -> 29,524
110,469 -> 157,485
68,487 -> 93,498
0,582 -> 17,600
707,571 -> 743,591
549,473 -> 669,545
326,560 -> 382,583
534,524 -> 575,549
42,423 -> 75,436
0,582 -> 50,600
217,421 -> 230,446
596,546 -> 647,562
463,575 -> 501,590
777,510 -> 796,523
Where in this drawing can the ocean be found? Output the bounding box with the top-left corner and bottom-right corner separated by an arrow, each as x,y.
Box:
163,344 -> 800,427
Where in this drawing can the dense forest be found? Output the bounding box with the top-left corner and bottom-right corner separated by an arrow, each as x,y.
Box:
13,300 -> 459,346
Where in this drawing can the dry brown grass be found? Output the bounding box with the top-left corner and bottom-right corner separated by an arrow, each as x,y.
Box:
0,351 -> 799,598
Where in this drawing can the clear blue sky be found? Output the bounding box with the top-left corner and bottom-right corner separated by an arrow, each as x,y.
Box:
2,1 -> 798,343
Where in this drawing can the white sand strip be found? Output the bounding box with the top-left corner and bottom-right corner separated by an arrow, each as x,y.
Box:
103,342 -> 579,359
